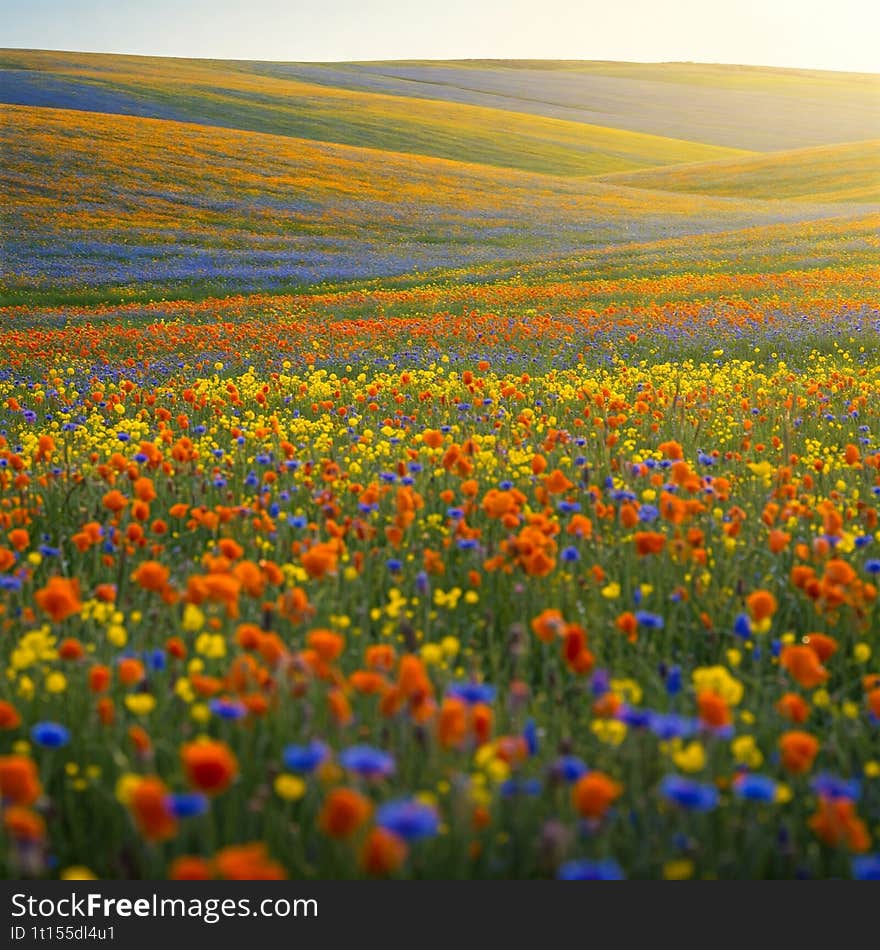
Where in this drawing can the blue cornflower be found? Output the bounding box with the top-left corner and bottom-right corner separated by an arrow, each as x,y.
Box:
375,799 -> 439,841
282,740 -> 329,774
209,698 -> 247,720
446,682 -> 496,705
811,773 -> 860,801
557,858 -> 625,880
500,778 -> 542,798
31,722 -> 70,748
616,705 -> 652,728
648,712 -> 697,740
552,756 -> 589,782
590,669 -> 610,697
635,611 -> 664,629
659,775 -> 719,811
144,649 -> 166,672
733,774 -> 778,802
339,745 -> 395,779
166,793 -> 209,818
523,718 -> 539,756
734,613 -> 752,638
852,854 -> 880,880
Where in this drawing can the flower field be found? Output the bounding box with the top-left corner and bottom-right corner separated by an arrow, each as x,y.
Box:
1,53 -> 880,881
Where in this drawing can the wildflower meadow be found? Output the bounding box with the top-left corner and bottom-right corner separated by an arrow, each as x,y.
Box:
1,50 -> 880,882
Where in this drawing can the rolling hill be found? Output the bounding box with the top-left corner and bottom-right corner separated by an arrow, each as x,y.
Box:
3,102 -> 873,305
0,50 -> 747,178
597,140 -> 880,202
1,50 -> 877,308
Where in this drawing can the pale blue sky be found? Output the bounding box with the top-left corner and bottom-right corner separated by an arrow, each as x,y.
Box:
1,0 -> 877,72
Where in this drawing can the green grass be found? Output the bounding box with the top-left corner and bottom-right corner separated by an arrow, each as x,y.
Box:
597,141 -> 880,202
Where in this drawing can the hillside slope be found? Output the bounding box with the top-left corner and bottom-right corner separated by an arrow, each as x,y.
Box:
0,50 -> 747,177
597,140 -> 880,202
4,104 -> 872,305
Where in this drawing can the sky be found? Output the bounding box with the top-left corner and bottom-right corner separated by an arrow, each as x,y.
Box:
1,0 -> 878,73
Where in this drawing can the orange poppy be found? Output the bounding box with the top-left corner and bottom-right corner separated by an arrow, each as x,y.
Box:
180,739 -> 239,795
318,788 -> 372,838
779,731 -> 819,774
572,771 -> 623,819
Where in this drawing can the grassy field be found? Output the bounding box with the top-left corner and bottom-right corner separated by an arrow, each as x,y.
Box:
1,51 -> 880,881
599,140 -> 880,202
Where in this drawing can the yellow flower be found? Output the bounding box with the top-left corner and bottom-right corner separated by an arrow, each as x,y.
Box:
107,624 -> 127,648
663,859 -> 694,880
591,719 -> 627,746
61,866 -> 97,880
181,603 -> 205,633
692,665 -> 743,705
274,774 -> 306,801
115,773 -> 140,805
473,743 -> 497,769
486,759 -> 510,784
775,783 -> 793,804
174,678 -> 195,703
17,676 -> 34,700
45,671 -> 67,693
124,694 -> 156,716
731,735 -> 763,769
672,741 -> 706,773
854,642 -> 871,663
195,633 -> 226,659
610,678 -> 642,705
421,643 -> 443,666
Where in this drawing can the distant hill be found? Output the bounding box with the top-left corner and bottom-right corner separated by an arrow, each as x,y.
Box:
0,50 -> 749,178
597,140 -> 880,202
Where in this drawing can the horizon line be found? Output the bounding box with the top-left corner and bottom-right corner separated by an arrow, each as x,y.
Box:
2,46 -> 879,77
